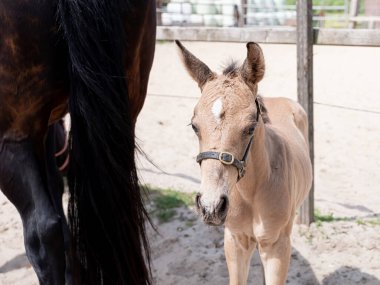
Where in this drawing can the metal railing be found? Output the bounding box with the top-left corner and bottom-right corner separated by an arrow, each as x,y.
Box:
156,0 -> 380,29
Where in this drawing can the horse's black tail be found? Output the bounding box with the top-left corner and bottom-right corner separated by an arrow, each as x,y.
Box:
57,1 -> 151,284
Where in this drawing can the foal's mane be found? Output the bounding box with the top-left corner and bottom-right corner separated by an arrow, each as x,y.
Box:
222,61 -> 271,124
222,60 -> 240,77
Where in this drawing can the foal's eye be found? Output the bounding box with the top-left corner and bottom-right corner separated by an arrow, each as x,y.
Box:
245,124 -> 257,136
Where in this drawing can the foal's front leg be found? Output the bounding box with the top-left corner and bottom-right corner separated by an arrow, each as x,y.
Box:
258,233 -> 291,285
224,227 -> 256,285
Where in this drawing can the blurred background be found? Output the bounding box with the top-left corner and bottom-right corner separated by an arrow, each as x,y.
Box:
156,0 -> 380,29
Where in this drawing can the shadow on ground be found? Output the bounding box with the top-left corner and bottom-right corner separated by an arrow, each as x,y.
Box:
321,266 -> 380,285
0,254 -> 30,274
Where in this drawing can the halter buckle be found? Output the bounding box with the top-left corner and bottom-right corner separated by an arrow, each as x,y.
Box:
218,152 -> 234,165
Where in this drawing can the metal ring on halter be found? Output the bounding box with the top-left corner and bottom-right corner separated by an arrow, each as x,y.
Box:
218,152 -> 234,165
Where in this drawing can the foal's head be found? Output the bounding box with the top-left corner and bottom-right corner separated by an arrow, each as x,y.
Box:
176,41 -> 265,226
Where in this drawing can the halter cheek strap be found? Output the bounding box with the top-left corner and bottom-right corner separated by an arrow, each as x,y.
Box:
195,98 -> 261,181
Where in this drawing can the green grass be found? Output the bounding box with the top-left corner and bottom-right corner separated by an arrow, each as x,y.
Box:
152,189 -> 195,209
156,40 -> 172,45
356,219 -> 366,226
314,209 -> 352,224
356,218 -> 380,227
314,209 -> 335,223
313,209 -> 380,227
286,0 -> 349,6
313,209 -> 335,229
142,185 -> 195,223
367,219 -> 380,226
155,209 -> 177,223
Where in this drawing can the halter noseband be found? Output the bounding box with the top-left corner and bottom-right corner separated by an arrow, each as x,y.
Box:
196,98 -> 262,181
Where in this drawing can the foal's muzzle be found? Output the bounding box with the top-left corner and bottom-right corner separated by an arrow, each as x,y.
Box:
195,193 -> 229,226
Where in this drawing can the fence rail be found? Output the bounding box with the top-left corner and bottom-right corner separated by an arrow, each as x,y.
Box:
158,0 -> 380,29
157,26 -> 380,46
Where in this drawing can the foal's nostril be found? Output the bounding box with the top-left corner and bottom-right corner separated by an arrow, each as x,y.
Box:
216,195 -> 229,216
195,193 -> 202,210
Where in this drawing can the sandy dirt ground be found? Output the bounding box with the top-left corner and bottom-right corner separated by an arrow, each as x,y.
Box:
1,42 -> 380,284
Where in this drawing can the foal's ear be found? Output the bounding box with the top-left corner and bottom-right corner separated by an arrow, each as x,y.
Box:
175,40 -> 215,89
240,42 -> 265,88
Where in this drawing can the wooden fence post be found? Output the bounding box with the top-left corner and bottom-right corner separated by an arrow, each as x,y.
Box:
349,0 -> 360,28
240,0 -> 247,27
156,0 -> 162,26
297,0 -> 314,225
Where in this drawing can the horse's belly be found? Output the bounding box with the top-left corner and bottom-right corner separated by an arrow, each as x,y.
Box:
0,1 -> 69,138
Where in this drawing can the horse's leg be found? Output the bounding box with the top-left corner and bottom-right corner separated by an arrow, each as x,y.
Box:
47,123 -> 73,285
224,227 -> 256,285
0,138 -> 66,285
258,233 -> 291,285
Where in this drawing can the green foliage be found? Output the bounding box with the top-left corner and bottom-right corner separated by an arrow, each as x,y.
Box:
156,209 -> 178,223
314,209 -> 335,222
142,185 -> 195,223
356,218 -> 380,226
315,220 -> 322,228
156,40 -> 171,44
285,0 -> 346,5
285,0 -> 295,5
356,219 -> 366,226
314,209 -> 380,227
312,0 -> 346,5
367,219 -> 380,226
154,189 -> 195,208
313,209 -> 351,223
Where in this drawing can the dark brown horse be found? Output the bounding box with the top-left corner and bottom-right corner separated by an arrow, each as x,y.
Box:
0,0 -> 156,284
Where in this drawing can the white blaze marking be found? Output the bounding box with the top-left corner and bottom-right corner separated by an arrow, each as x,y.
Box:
212,98 -> 223,123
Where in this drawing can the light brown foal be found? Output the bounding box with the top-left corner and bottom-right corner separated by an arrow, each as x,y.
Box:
176,40 -> 312,285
